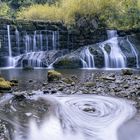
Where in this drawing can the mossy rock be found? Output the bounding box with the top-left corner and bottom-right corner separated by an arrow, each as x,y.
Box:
0,77 -> 12,90
48,70 -> 62,82
53,56 -> 82,69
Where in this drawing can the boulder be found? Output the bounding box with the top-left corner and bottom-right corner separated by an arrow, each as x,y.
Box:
53,56 -> 82,69
122,69 -> 133,75
47,70 -> 62,82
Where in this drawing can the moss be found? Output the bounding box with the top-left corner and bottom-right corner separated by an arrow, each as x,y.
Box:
48,70 -> 62,82
0,77 -> 11,90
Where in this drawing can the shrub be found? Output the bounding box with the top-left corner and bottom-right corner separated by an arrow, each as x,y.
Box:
0,2 -> 11,18
16,0 -> 140,29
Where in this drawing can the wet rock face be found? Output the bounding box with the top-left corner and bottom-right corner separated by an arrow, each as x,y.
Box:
53,35 -> 140,69
89,45 -> 104,68
53,55 -> 83,69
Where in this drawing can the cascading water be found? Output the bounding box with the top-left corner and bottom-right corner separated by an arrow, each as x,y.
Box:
39,33 -> 43,51
7,25 -> 14,67
24,33 -> 32,53
80,47 -> 95,68
7,25 -> 12,57
5,29 -> 60,67
15,29 -> 20,54
107,30 -> 118,39
127,37 -> 139,68
0,94 -> 139,140
3,26 -> 140,69
99,30 -> 126,68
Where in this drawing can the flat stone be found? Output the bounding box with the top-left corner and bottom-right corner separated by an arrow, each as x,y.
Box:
102,76 -> 116,81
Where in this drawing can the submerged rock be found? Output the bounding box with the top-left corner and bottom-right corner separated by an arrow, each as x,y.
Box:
23,66 -> 34,71
122,69 -> 133,75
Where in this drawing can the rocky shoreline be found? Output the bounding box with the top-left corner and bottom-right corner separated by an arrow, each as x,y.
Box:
0,69 -> 140,111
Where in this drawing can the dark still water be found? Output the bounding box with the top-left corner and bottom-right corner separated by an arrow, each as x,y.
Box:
1,68 -> 139,82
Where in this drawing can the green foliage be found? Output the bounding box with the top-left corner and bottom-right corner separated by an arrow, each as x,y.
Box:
0,2 -> 11,18
16,0 -> 140,29
1,0 -> 140,30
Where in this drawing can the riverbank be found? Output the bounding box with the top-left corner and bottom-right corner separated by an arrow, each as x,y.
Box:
1,68 -> 140,110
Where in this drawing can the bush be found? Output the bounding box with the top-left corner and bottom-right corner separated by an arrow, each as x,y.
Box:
15,0 -> 140,29
0,2 -> 11,18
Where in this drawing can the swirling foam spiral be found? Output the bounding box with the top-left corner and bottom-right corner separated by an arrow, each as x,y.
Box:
0,94 -> 138,140
56,95 -> 136,140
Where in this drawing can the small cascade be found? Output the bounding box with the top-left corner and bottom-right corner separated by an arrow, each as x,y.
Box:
39,33 -> 43,51
99,30 -> 126,68
107,30 -> 118,39
46,35 -> 49,51
80,47 -> 95,68
13,51 -> 46,67
4,28 -> 60,68
127,37 -> 139,68
7,25 -> 12,57
33,31 -> 37,52
7,25 -> 14,67
25,34 -> 31,53
15,29 -> 20,54
52,31 -> 59,50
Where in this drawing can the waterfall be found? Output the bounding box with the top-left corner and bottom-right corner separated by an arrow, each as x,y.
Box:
33,31 -> 37,52
7,25 -> 15,67
99,30 -> 126,68
46,35 -> 49,51
127,37 -> 139,68
13,51 -> 46,67
99,44 -> 110,68
80,47 -> 95,68
7,25 -> 12,57
10,30 -> 59,68
15,29 -> 20,54
52,31 -> 59,50
107,30 -> 118,39
25,34 -> 30,53
99,38 -> 126,68
40,33 -> 43,51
